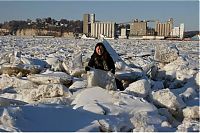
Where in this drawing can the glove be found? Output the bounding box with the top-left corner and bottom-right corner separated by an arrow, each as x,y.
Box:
85,66 -> 90,71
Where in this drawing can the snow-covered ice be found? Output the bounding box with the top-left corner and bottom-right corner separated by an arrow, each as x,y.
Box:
0,36 -> 199,132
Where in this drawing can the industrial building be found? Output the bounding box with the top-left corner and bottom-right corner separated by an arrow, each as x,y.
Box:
171,27 -> 180,37
129,19 -> 156,37
130,19 -> 147,36
118,28 -> 127,39
155,18 -> 173,37
83,14 -> 116,39
91,21 -> 116,38
83,14 -> 95,36
83,14 -> 184,40
171,23 -> 185,39
179,23 -> 185,39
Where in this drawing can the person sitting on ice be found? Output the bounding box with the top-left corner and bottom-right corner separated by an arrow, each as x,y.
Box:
85,42 -> 124,91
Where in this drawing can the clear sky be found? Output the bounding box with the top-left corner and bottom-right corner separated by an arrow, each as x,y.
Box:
0,0 -> 199,31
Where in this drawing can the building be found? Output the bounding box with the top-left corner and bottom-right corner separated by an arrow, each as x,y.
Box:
155,18 -> 173,37
171,27 -> 180,37
90,14 -> 95,23
130,19 -> 147,36
83,14 -> 95,36
83,13 -> 116,39
171,23 -> 185,39
91,21 -> 116,38
118,28 -> 127,39
0,28 -> 9,35
179,23 -> 185,39
83,14 -> 89,36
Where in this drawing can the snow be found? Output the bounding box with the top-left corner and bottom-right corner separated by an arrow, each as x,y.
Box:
71,86 -> 157,120
151,88 -> 186,115
27,71 -> 72,86
0,36 -> 199,131
87,68 -> 117,90
125,78 -> 151,97
0,105 -> 113,132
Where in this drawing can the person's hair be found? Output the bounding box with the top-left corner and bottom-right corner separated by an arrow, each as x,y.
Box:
94,42 -> 109,60
95,42 -> 105,51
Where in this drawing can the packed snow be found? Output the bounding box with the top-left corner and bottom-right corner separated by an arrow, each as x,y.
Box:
0,36 -> 199,132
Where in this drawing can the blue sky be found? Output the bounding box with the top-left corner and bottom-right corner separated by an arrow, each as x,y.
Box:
0,0 -> 199,31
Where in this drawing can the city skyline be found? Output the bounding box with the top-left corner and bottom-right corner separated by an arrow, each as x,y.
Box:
0,1 -> 199,31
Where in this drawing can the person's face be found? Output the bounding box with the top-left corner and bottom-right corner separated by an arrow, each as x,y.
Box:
96,45 -> 104,55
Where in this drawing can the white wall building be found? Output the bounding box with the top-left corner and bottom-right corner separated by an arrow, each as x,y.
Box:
179,23 -> 185,39
90,14 -> 95,23
118,28 -> 127,39
171,23 -> 185,39
91,22 -> 116,39
171,27 -> 180,37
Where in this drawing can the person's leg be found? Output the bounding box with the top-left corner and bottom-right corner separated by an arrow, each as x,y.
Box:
115,78 -> 125,91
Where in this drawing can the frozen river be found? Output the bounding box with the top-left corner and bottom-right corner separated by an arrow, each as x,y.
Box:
0,36 -> 199,132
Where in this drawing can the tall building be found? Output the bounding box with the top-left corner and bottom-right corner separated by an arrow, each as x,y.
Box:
171,23 -> 184,39
83,13 -> 116,38
83,14 -> 95,36
118,28 -> 127,39
171,27 -> 180,37
91,21 -> 116,38
90,14 -> 95,23
179,23 -> 185,39
130,19 -> 147,36
83,14 -> 89,36
155,18 -> 173,37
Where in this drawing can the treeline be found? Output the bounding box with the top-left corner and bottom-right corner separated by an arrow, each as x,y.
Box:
184,31 -> 199,38
0,17 -> 83,35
